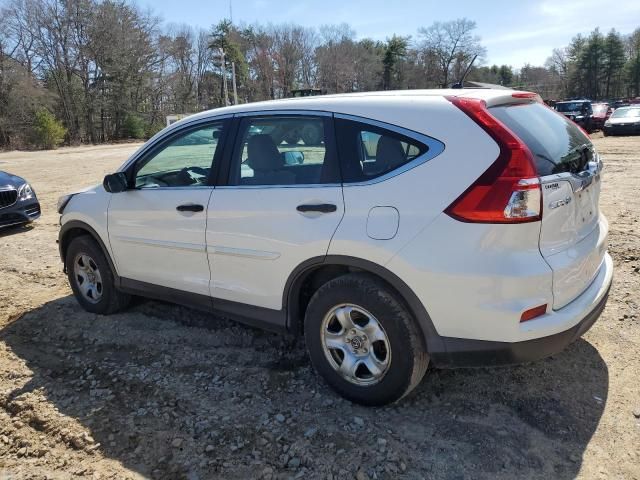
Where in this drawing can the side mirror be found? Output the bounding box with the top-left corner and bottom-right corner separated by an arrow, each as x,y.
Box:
103,172 -> 128,193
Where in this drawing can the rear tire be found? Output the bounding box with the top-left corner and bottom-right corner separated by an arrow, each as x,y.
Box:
304,273 -> 429,405
65,235 -> 130,314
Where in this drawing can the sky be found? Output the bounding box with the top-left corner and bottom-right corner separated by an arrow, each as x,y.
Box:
140,0 -> 640,69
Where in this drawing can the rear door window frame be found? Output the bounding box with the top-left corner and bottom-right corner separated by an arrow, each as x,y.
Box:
217,110 -> 341,188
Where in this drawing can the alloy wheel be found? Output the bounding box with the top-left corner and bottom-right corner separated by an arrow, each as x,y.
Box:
320,304 -> 391,386
73,253 -> 103,304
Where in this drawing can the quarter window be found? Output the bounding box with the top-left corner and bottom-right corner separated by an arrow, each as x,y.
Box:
135,122 -> 225,188
335,118 -> 428,182
229,116 -> 340,186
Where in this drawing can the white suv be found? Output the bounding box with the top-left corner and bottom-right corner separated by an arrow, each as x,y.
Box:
57,89 -> 613,405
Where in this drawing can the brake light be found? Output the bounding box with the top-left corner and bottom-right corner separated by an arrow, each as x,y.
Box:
512,92 -> 538,99
445,96 -> 541,223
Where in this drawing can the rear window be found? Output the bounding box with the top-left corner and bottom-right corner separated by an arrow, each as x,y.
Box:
490,103 -> 593,176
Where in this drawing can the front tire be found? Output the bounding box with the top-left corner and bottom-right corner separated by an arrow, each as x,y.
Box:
304,273 -> 429,405
65,235 -> 130,314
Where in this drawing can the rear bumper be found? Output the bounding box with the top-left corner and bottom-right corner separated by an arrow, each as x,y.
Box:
0,200 -> 41,228
431,252 -> 613,368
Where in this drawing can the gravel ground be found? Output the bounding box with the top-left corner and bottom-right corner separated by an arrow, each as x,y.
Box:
0,136 -> 638,480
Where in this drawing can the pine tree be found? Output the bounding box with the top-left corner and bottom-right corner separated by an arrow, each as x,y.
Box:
602,30 -> 626,98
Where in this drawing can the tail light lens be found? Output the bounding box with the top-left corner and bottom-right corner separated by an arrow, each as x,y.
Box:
444,96 -> 541,223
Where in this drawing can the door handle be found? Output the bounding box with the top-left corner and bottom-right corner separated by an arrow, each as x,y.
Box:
176,204 -> 204,212
296,203 -> 337,213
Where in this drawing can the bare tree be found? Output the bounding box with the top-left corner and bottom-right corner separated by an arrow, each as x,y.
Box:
418,18 -> 485,87
2,3 -> 639,150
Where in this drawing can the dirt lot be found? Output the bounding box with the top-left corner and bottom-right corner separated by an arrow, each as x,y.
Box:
0,136 -> 639,480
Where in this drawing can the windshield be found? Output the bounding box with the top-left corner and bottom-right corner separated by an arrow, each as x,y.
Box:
611,108 -> 640,118
556,102 -> 586,112
491,102 -> 593,176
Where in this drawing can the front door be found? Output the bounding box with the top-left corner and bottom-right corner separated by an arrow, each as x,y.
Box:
108,120 -> 228,296
206,113 -> 344,318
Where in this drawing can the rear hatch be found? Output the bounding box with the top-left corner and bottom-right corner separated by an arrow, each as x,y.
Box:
491,102 -> 606,309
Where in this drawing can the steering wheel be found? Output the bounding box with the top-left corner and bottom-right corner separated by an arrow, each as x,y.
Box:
140,175 -> 169,188
184,166 -> 209,177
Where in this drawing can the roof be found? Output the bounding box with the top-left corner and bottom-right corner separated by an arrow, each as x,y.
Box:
161,88 -> 539,137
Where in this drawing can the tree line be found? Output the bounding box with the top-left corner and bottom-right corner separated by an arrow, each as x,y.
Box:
1,0 -> 639,149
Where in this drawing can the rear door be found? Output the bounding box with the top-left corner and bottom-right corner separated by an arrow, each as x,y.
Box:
491,102 -> 607,309
206,113 -> 344,319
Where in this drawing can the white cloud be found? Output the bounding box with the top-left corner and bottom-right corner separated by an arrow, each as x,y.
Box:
483,0 -> 640,68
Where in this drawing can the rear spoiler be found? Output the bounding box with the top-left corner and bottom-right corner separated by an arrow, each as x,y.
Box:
454,90 -> 543,108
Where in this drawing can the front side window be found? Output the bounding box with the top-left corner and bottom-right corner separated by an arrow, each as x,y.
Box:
335,118 -> 428,183
135,122 -> 225,188
229,116 -> 339,186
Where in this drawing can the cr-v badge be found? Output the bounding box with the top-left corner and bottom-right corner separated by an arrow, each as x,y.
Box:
550,197 -> 572,209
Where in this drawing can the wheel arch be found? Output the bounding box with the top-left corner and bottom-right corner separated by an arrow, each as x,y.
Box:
58,220 -> 119,282
284,255 -> 444,354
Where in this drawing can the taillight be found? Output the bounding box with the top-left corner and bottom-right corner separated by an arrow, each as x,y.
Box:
445,96 -> 541,223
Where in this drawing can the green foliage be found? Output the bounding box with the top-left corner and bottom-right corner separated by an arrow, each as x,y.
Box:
562,28 -> 629,99
33,109 -> 66,149
470,64 -> 514,86
122,115 -> 145,139
144,121 -> 165,139
210,19 -> 248,94
382,35 -> 408,90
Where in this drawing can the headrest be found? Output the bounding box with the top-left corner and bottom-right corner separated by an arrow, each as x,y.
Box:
375,136 -> 406,172
246,134 -> 283,171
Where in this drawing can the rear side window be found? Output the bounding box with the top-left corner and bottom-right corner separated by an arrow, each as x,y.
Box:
490,103 -> 593,176
335,118 -> 428,183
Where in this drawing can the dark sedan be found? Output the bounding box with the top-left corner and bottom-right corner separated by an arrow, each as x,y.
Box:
0,171 -> 41,228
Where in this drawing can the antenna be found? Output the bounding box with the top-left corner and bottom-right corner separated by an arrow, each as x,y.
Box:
451,54 -> 478,89
229,0 -> 233,23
